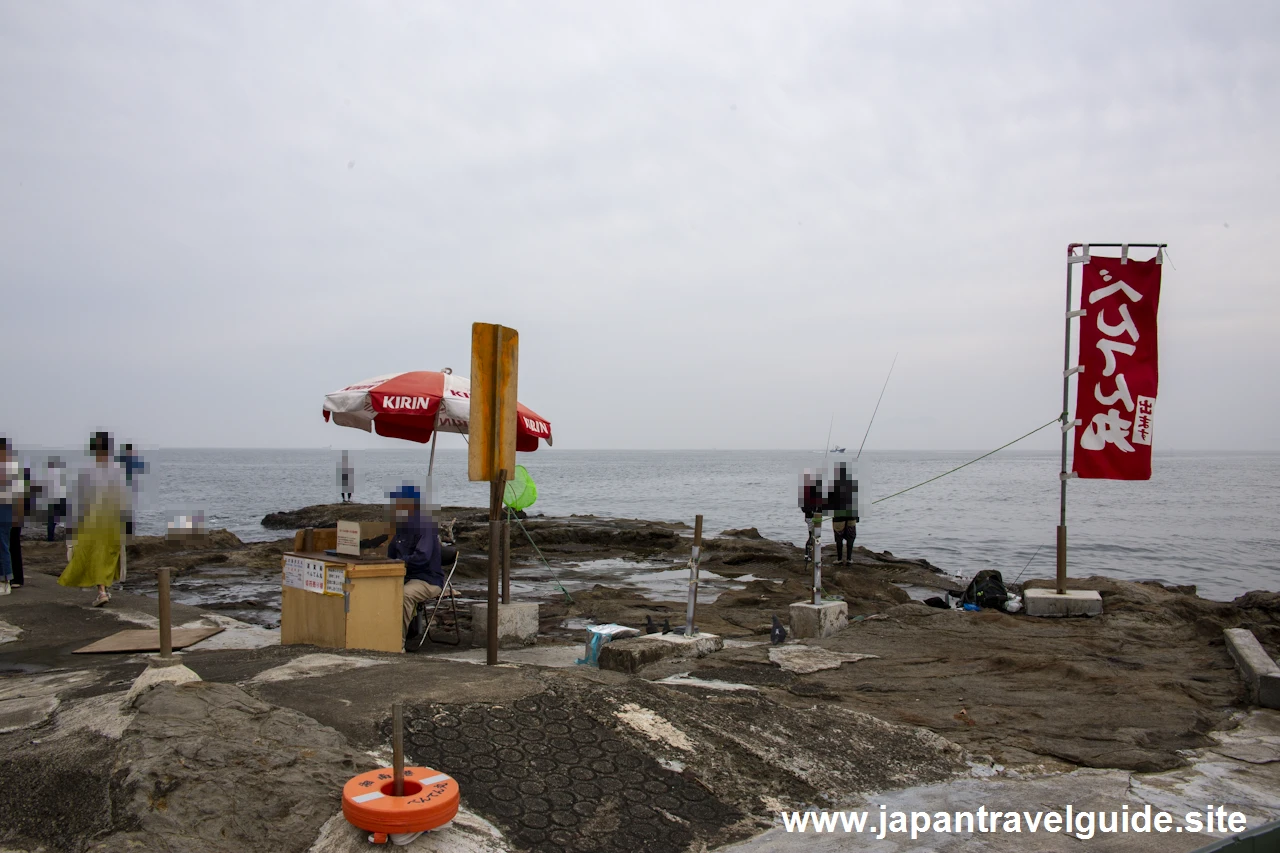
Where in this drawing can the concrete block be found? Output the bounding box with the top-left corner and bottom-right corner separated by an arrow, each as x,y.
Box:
1024,588 -> 1103,618
470,602 -> 539,649
1225,628 -> 1280,710
598,632 -> 723,674
123,662 -> 201,709
789,601 -> 848,639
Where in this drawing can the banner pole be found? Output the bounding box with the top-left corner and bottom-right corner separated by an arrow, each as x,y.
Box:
1057,247 -> 1075,595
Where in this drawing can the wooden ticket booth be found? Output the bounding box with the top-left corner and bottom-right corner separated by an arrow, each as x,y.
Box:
280,526 -> 405,654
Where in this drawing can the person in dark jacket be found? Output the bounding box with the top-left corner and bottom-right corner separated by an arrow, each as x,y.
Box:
830,461 -> 859,565
386,485 -> 443,639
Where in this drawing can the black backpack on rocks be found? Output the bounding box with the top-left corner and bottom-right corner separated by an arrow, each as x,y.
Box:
957,569 -> 1009,611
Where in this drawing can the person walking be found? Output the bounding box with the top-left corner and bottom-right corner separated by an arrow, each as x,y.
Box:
830,461 -> 859,566
59,432 -> 128,606
43,456 -> 68,541
116,443 -> 145,537
8,461 -> 32,587
0,437 -> 23,595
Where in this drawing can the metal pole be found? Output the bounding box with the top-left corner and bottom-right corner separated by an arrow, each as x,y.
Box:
486,470 -> 506,665
392,702 -> 404,796
1058,246 -> 1076,595
427,424 -> 439,479
812,514 -> 823,605
158,567 -> 172,659
684,515 -> 703,636
501,512 -> 510,605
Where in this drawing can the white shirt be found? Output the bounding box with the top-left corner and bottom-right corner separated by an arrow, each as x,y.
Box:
73,462 -> 128,520
0,458 -> 24,506
43,465 -> 68,504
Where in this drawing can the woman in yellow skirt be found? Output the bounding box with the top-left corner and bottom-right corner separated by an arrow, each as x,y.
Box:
59,432 -> 127,606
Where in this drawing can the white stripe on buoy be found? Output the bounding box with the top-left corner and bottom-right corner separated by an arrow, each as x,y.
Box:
416,773 -> 450,786
352,791 -> 386,803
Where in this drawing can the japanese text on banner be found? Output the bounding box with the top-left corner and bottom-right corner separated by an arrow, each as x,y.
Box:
1072,255 -> 1162,480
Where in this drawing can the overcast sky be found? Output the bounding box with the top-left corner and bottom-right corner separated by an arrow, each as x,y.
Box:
3,1 -> 1277,451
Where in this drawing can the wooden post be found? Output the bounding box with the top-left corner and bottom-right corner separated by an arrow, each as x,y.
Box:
392,703 -> 404,796
684,515 -> 703,636
470,322 -> 519,666
158,567 -> 172,659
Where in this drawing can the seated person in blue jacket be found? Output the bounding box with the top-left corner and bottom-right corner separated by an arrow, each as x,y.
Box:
386,485 -> 445,640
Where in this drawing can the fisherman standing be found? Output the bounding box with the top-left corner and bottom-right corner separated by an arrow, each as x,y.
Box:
830,461 -> 859,565
798,469 -> 826,565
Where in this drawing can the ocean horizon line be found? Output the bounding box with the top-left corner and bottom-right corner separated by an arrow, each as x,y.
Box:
13,445 -> 1280,455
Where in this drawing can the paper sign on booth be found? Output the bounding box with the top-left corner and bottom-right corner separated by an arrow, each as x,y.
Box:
302,560 -> 326,593
283,555 -> 306,590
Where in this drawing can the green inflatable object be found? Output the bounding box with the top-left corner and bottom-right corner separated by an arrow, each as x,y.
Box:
503,465 -> 538,511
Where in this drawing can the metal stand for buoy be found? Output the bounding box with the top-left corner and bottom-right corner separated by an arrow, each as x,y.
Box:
683,515 -> 703,636
392,702 -> 405,796
811,516 -> 823,605
158,567 -> 173,659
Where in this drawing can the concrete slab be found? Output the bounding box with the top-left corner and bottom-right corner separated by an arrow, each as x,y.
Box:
1224,628 -> 1280,709
246,653 -> 388,685
123,661 -> 201,707
434,644 -> 582,669
1024,588 -> 1103,618
471,602 -> 539,648
598,632 -> 724,674
653,673 -> 758,692
768,645 -> 878,674
0,695 -> 60,734
789,601 -> 848,639
185,615 -> 281,651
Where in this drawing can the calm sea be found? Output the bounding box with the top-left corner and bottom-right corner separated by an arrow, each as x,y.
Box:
34,448 -> 1279,602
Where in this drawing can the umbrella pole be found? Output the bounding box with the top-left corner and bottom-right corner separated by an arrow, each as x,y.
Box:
427,422 -> 439,479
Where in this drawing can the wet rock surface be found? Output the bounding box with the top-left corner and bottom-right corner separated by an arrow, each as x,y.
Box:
6,503 -> 1280,851
393,692 -> 739,852
92,682 -> 357,853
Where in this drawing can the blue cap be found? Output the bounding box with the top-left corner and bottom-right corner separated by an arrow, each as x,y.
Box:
390,485 -> 420,501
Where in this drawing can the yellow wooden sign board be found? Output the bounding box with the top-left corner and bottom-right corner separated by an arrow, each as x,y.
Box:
469,322 -> 519,482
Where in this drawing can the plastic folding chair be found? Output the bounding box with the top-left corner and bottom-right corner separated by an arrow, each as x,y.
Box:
407,551 -> 461,650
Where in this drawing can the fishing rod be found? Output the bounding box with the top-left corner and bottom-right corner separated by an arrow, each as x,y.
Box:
822,413 -> 834,468
1013,544 -> 1044,586
857,352 -> 898,459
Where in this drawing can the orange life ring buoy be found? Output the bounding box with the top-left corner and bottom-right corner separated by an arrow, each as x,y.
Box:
341,766 -> 460,837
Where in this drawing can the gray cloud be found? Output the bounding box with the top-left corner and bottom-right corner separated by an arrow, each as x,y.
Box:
3,1 -> 1277,450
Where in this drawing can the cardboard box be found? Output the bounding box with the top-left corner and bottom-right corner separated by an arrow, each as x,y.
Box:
336,520 -> 391,557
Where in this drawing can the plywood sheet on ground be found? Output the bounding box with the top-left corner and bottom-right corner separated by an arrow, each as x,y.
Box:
73,626 -> 224,654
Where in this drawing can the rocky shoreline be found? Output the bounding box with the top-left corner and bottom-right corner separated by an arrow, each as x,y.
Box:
2,504 -> 1279,852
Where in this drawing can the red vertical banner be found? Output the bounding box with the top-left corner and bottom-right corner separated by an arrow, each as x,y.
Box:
1072,255 -> 1162,480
